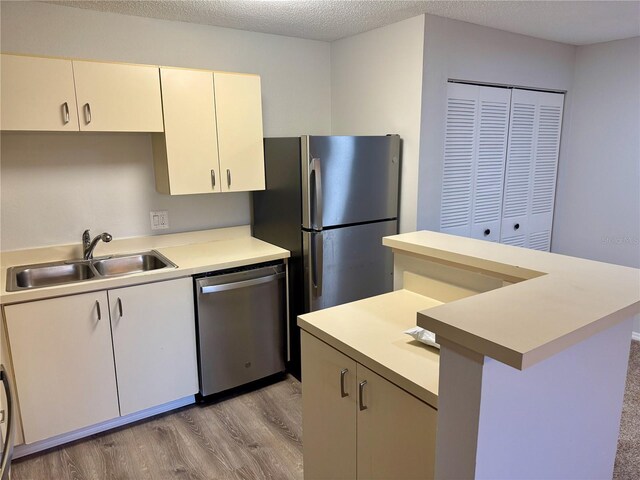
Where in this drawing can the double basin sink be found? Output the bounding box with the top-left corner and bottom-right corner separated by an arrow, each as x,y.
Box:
6,251 -> 177,292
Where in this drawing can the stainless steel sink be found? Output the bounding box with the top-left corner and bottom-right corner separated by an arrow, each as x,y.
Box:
6,251 -> 177,292
12,262 -> 95,290
92,252 -> 176,277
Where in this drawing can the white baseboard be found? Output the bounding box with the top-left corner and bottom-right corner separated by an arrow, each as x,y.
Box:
13,395 -> 195,459
632,331 -> 640,342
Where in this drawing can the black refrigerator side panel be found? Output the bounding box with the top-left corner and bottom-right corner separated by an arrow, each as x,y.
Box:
252,137 -> 304,378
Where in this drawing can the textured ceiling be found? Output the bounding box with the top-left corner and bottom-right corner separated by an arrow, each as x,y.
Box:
44,1 -> 640,45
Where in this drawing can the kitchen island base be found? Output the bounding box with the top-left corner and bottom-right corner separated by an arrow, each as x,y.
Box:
436,319 -> 633,479
299,230 -> 639,479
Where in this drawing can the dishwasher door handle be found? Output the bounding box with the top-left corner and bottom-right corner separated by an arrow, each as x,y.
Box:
200,272 -> 285,294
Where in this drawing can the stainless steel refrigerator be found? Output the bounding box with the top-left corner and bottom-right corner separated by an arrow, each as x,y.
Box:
252,135 -> 400,377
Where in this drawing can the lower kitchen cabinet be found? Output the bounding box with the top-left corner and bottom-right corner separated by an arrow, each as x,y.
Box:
3,277 -> 198,444
302,330 -> 357,479
109,278 -> 198,416
356,364 -> 436,479
4,291 -> 120,444
301,331 -> 437,480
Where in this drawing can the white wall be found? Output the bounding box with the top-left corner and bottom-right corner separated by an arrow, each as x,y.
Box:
0,1 -> 331,250
331,15 -> 425,233
553,39 -> 640,263
417,15 -> 576,232
553,37 -> 640,337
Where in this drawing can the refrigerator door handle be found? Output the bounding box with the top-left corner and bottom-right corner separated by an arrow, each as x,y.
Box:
311,232 -> 323,297
310,157 -> 323,230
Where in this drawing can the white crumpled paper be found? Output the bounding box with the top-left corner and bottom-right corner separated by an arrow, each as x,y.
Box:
404,326 -> 440,349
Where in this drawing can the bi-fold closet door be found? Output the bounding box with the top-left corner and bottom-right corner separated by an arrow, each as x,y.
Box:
500,89 -> 564,250
440,82 -> 564,251
440,83 -> 511,242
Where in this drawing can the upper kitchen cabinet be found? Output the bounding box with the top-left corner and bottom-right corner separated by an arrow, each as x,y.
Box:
72,60 -> 163,132
214,72 -> 266,192
153,67 -> 221,194
0,54 -> 80,131
154,69 -> 266,195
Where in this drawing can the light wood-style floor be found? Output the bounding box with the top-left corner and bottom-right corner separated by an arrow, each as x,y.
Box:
11,376 -> 303,480
11,343 -> 640,479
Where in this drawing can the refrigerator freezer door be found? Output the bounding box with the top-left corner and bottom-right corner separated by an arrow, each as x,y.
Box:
303,220 -> 396,312
301,135 -> 400,230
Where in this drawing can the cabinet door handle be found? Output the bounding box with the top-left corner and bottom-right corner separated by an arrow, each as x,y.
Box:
340,369 -> 349,398
211,169 -> 216,189
95,300 -> 102,321
226,169 -> 231,188
117,297 -> 123,317
62,102 -> 70,124
514,223 -> 520,231
358,380 -> 368,411
84,103 -> 92,124
484,228 -> 491,237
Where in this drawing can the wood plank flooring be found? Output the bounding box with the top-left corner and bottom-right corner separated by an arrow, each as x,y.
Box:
11,342 -> 640,479
11,375 -> 303,480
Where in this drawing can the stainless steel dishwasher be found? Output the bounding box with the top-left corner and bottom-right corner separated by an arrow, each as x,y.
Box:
194,262 -> 287,397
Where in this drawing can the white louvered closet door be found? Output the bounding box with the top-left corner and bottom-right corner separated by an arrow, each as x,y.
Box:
440,83 -> 511,242
501,89 -> 564,250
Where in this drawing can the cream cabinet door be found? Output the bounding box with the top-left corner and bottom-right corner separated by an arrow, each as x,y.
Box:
73,60 -> 163,132
153,68 -> 221,194
301,331 -> 357,480
214,72 -> 266,192
4,292 -> 120,444
356,364 -> 437,480
108,278 -> 198,416
0,54 -> 79,131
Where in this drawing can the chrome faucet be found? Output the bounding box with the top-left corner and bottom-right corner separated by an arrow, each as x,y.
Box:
82,229 -> 113,260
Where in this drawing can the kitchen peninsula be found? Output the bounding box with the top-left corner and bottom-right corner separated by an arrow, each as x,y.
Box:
298,230 -> 640,479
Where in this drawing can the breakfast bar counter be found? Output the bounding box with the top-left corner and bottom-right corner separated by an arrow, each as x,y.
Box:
384,231 -> 640,370
299,230 -> 640,480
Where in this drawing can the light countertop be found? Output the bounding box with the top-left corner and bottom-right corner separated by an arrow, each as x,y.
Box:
298,289 -> 442,408
0,226 -> 289,305
384,231 -> 640,370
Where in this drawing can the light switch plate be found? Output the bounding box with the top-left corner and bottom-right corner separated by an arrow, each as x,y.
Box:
150,210 -> 169,230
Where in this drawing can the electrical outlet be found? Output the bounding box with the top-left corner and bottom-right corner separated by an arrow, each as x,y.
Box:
150,210 -> 169,230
